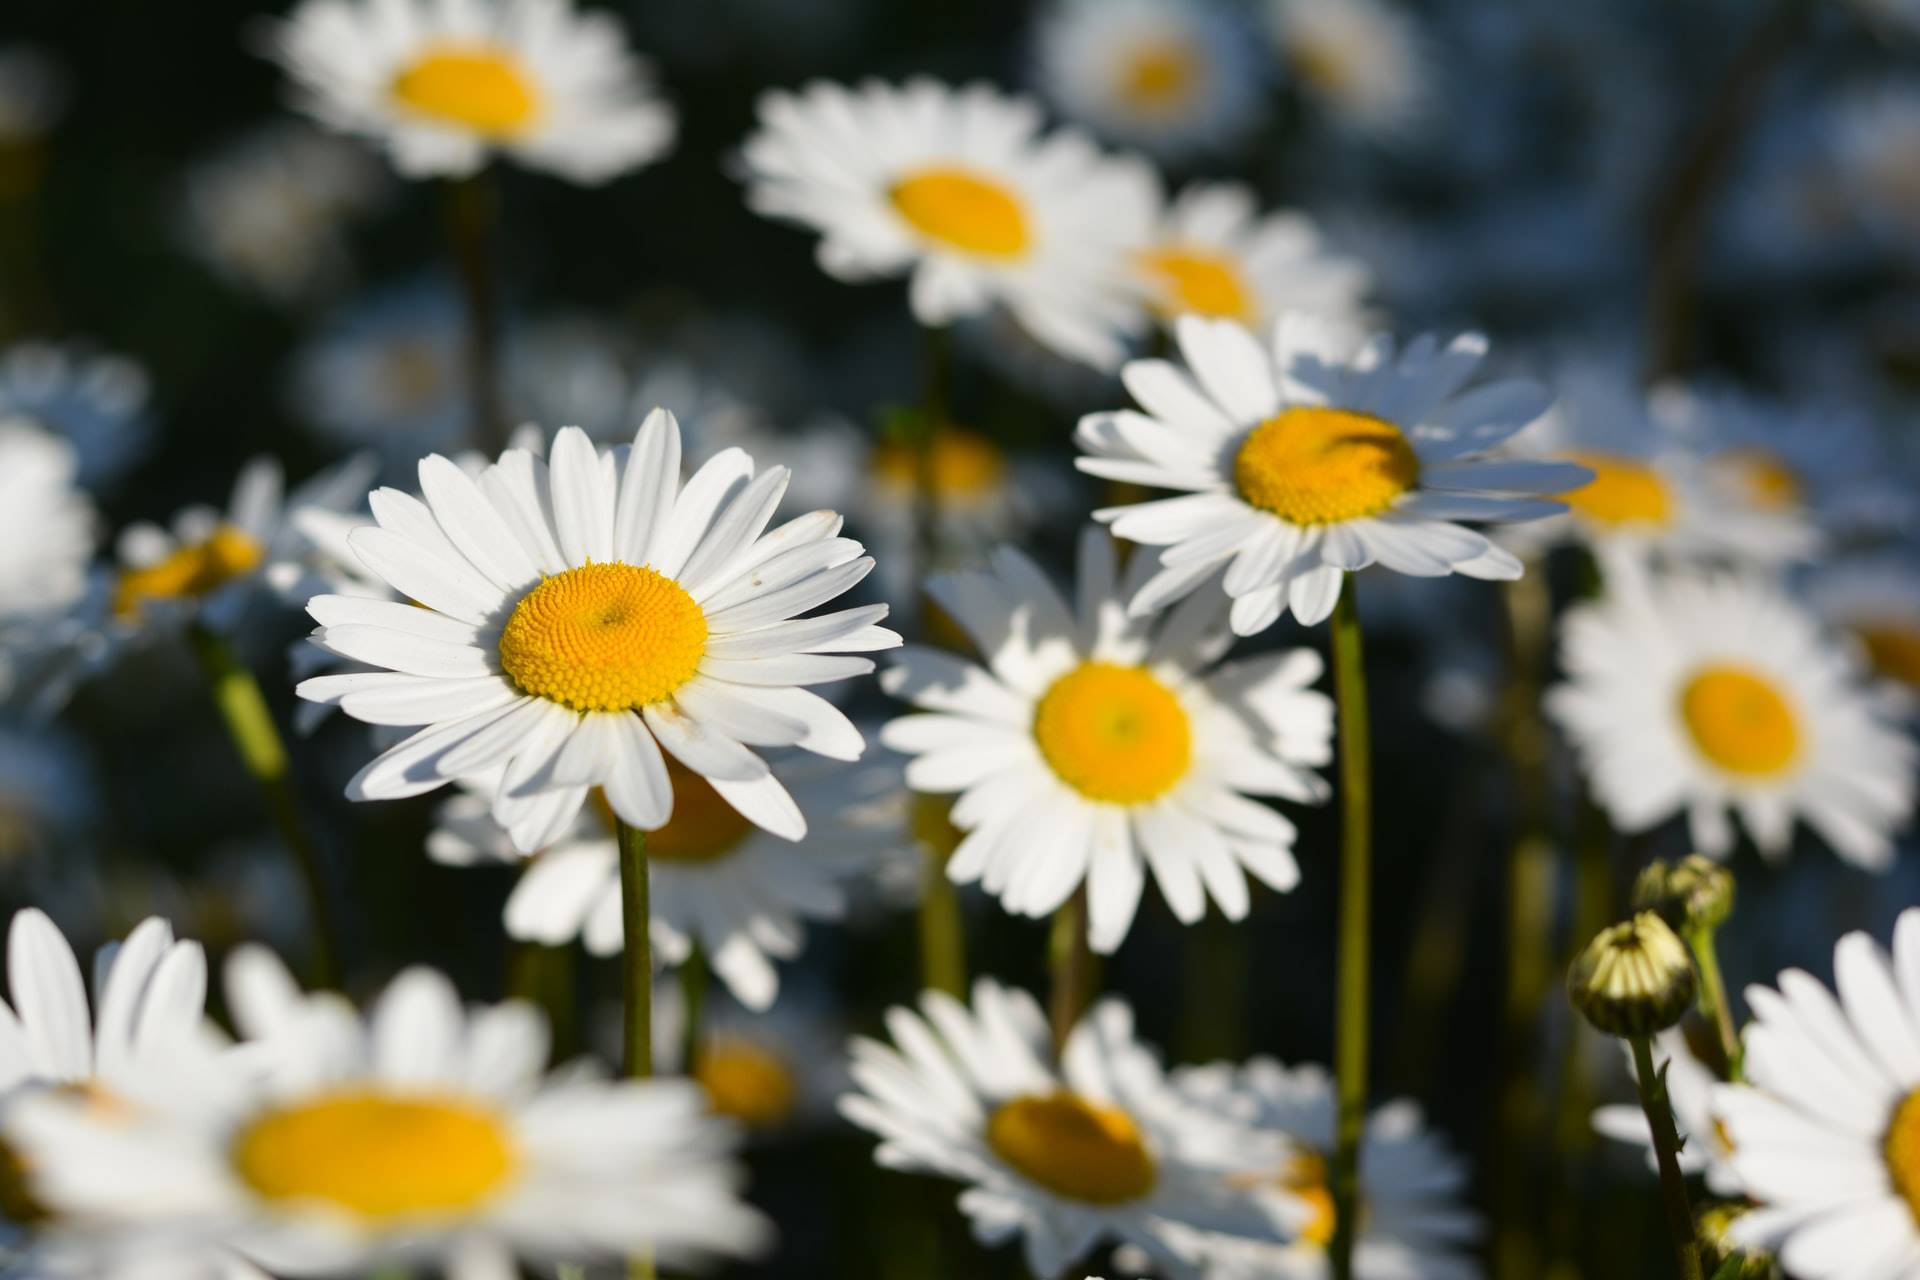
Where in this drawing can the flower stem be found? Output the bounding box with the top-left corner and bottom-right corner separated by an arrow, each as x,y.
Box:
1688,927 -> 1742,1081
446,171 -> 506,455
1048,887 -> 1098,1058
616,818 -> 655,1280
913,797 -> 968,998
187,625 -> 338,987
680,940 -> 708,1077
1328,576 -> 1371,1280
1630,1033 -> 1704,1280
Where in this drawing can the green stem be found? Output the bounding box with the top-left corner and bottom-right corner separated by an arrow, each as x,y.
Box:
616,819 -> 655,1280
188,626 -> 338,987
446,171 -> 506,455
1327,577 -> 1371,1280
1630,1035 -> 1704,1280
912,797 -> 968,998
1047,887 -> 1098,1059
680,940 -> 708,1078
1689,928 -> 1742,1082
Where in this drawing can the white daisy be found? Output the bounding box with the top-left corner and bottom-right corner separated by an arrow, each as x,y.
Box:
1546,561 -> 1916,868
1713,908 -> 1920,1279
0,340 -> 152,490
427,750 -> 910,1009
0,418 -> 93,631
738,78 -> 1158,370
1806,554 -> 1920,702
295,409 -> 900,855
1133,182 -> 1372,334
840,979 -> 1286,1279
1030,0 -> 1269,159
8,946 -> 770,1279
881,527 -> 1332,952
1172,1057 -> 1482,1279
1266,0 -> 1428,139
1076,314 -> 1580,635
291,280 -> 470,469
652,980 -> 850,1135
1591,1027 -> 1742,1196
266,0 -> 676,184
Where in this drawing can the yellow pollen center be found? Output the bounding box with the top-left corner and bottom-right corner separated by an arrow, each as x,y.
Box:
889,168 -> 1031,258
1560,451 -> 1674,528
694,1039 -> 798,1129
390,46 -> 539,137
647,758 -> 754,862
1117,40 -> 1201,111
113,525 -> 265,621
1137,247 -> 1254,321
1886,1089 -> 1920,1226
1278,1151 -> 1337,1247
1233,406 -> 1420,525
1033,662 -> 1192,805
1716,447 -> 1803,513
498,563 -> 707,713
985,1092 -> 1157,1204
232,1090 -> 516,1222
1679,664 -> 1800,777
870,428 -> 1009,499
1857,622 -> 1920,689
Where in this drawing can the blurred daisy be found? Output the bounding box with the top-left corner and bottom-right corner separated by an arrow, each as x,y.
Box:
1031,0 -> 1269,159
10,946 -> 769,1279
266,0 -> 676,183
428,752 -> 910,1009
1077,315 -> 1578,635
0,418 -> 93,630
291,281 -> 468,468
1133,182 -> 1371,333
1591,1027 -> 1740,1196
295,411 -> 898,854
739,78 -> 1157,369
882,528 -> 1332,951
1267,0 -> 1427,138
1172,1057 -> 1481,1279
181,123 -> 386,304
1546,563 -> 1916,868
1806,555 -> 1920,699
653,981 -> 849,1134
1834,81 -> 1920,259
0,340 -> 152,490
1714,907 -> 1920,1279
841,980 -> 1284,1278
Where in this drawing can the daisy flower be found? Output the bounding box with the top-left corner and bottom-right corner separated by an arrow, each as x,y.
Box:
265,0 -> 676,184
0,418 -> 93,632
1546,562 -> 1916,867
1266,0 -> 1428,139
653,980 -> 850,1135
738,78 -> 1158,370
427,751 -> 910,1009
9,946 -> 770,1279
0,340 -> 152,490
1713,908 -> 1920,1279
1591,1027 -> 1742,1196
1076,314 -> 1580,635
295,409 -> 899,855
881,527 -> 1333,952
840,979 -> 1285,1279
1030,0 -> 1269,159
1171,1057 -> 1482,1279
1806,554 -> 1920,700
1133,182 -> 1372,334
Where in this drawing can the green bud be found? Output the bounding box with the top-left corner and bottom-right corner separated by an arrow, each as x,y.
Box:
1568,912 -> 1698,1038
1633,854 -> 1735,934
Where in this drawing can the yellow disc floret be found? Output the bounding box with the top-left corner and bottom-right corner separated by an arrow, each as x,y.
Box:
889,168 -> 1030,258
498,563 -> 707,713
1561,451 -> 1674,528
695,1038 -> 798,1130
232,1090 -> 516,1221
1679,664 -> 1800,778
1117,41 -> 1200,112
113,525 -> 265,621
1858,622 -> 1920,689
1715,447 -> 1803,513
390,46 -> 540,137
1885,1089 -> 1920,1226
985,1092 -> 1157,1204
1033,662 -> 1192,805
1137,247 -> 1254,321
870,427 -> 1008,500
1233,406 -> 1420,525
1278,1151 -> 1337,1247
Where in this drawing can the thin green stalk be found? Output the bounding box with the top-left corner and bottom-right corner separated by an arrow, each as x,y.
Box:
507,939 -> 577,1059
1327,577 -> 1371,1280
188,625 -> 338,987
1630,1034 -> 1705,1280
1048,887 -> 1098,1058
616,819 -> 655,1280
446,171 -> 506,454
913,797 -> 968,998
680,941 -> 708,1078
1689,928 -> 1742,1081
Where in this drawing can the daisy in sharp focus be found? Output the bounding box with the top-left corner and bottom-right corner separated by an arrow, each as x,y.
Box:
881,527 -> 1332,952
841,979 -> 1288,1279
738,78 -> 1158,370
0,340 -> 152,490
295,409 -> 899,855
428,750 -> 911,1008
1076,314 -> 1582,635
1546,560 -> 1916,868
265,0 -> 676,184
1266,0 -> 1428,139
1172,1057 -> 1482,1280
1031,0 -> 1269,159
1590,1027 -> 1742,1196
1712,907 -> 1920,1279
8,945 -> 770,1280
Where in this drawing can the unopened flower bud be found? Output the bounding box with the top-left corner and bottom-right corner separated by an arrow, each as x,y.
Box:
1633,854 -> 1735,935
1568,912 -> 1698,1038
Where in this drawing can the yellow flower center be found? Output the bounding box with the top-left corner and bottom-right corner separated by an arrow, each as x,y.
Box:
985,1092 -> 1157,1204
1886,1089 -> 1920,1226
647,758 -> 754,862
1560,451 -> 1674,529
379,337 -> 450,413
498,563 -> 708,714
232,1090 -> 516,1222
1715,448 -> 1802,513
1117,40 -> 1200,112
1234,406 -> 1420,525
870,428 -> 1009,499
113,525 -> 265,621
1137,247 -> 1254,321
694,1038 -> 798,1129
1278,1151 -> 1337,1247
889,168 -> 1030,258
1857,622 -> 1920,689
1033,662 -> 1192,805
389,45 -> 539,138
1679,665 -> 1800,778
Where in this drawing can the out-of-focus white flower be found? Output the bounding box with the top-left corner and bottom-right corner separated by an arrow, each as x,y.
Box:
1805,554 -> 1920,705
0,341 -> 153,490
1267,0 -> 1428,138
291,281 -> 469,468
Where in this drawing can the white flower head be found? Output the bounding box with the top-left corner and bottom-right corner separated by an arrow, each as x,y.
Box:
291,281 -> 469,469
0,418 -> 93,628
1267,0 -> 1428,139
0,340 -> 153,490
